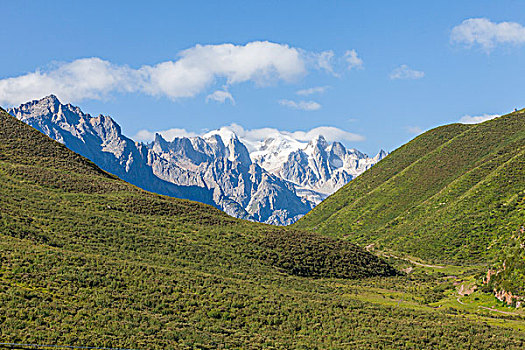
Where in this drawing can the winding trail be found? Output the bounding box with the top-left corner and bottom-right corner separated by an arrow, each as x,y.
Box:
363,246 -> 445,268
381,252 -> 445,269
479,306 -> 519,316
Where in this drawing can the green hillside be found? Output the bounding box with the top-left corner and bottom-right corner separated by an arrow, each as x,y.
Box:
2,107 -> 525,349
295,110 -> 525,264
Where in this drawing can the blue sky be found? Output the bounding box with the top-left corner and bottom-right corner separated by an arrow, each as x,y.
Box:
2,1 -> 525,155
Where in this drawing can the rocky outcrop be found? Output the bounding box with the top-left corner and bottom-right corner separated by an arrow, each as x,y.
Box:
494,290 -> 524,308
457,283 -> 477,296
483,258 -> 525,308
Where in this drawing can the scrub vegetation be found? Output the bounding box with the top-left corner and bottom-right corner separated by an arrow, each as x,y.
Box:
1,108 -> 525,349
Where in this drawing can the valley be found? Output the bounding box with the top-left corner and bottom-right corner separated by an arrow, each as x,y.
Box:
2,106 -> 525,348
2,3 -> 525,348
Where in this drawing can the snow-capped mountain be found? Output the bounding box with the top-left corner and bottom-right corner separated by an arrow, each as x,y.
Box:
146,131 -> 312,224
7,95 -> 386,224
249,133 -> 386,204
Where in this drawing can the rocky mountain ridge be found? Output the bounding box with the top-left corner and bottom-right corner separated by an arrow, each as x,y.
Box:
7,95 -> 384,224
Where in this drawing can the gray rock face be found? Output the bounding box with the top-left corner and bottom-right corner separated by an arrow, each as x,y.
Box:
8,95 -> 384,225
145,131 -> 311,223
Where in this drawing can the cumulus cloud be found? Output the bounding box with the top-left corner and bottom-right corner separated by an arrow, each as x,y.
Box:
389,65 -> 425,80
136,123 -> 364,146
0,42 -> 366,106
285,126 -> 364,142
278,99 -> 321,111
344,49 -> 363,70
296,86 -> 330,96
459,114 -> 500,124
0,58 -> 139,106
451,18 -> 525,51
134,128 -> 198,142
226,124 -> 364,143
0,41 -> 316,106
206,90 -> 235,104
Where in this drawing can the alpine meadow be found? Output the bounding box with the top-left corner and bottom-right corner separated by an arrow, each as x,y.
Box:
1,2 -> 525,349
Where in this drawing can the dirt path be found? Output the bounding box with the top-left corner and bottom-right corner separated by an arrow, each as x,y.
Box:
381,252 -> 445,269
405,259 -> 445,269
363,246 -> 445,268
479,306 -> 519,316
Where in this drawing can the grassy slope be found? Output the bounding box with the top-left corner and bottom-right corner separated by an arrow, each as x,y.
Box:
1,108 -> 525,349
295,110 -> 525,264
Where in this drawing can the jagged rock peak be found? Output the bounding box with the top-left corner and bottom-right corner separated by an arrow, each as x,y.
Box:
309,135 -> 329,148
34,94 -> 61,106
374,149 -> 388,160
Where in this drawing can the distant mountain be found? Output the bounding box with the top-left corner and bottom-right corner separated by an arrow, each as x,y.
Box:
8,95 -> 384,224
251,133 -> 386,203
295,108 -> 525,264
7,95 -> 215,205
147,131 -> 311,224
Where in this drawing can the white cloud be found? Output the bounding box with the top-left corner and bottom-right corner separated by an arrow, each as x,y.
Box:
136,123 -> 364,146
285,126 -> 364,142
218,124 -> 366,150
0,41 -> 314,106
278,99 -> 321,111
206,90 -> 235,104
307,49 -> 363,76
313,50 -> 336,75
451,18 -> 525,51
344,49 -> 363,70
134,128 -> 198,142
296,86 -> 330,96
0,58 -> 140,106
389,65 -> 425,80
406,126 -> 424,135
0,43 -> 367,106
459,114 -> 500,124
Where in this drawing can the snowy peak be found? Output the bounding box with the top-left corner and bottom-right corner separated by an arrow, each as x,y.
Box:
374,149 -> 388,161
153,129 -> 252,166
250,132 -> 386,201
203,127 -> 251,164
226,137 -> 252,165
308,134 -> 329,149
204,127 -> 239,145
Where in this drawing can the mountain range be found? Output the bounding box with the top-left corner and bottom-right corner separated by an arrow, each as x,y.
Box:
7,95 -> 385,224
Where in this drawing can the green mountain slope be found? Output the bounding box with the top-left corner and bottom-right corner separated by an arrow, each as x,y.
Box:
295,110 -> 525,264
2,107 -> 525,348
